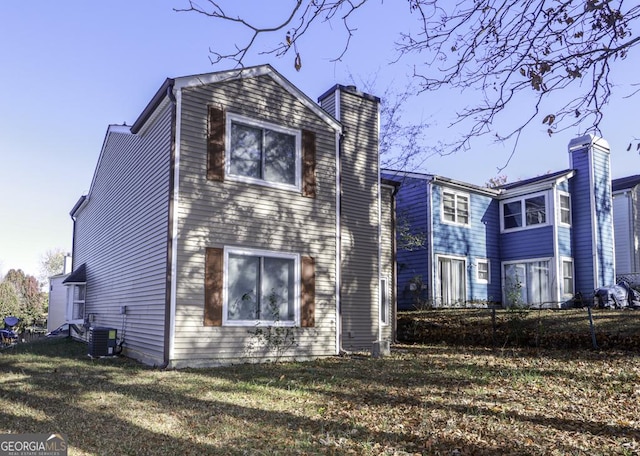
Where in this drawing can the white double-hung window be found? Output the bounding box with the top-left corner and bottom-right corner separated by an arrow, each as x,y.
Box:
442,190 -> 469,225
558,192 -> 572,226
226,113 -> 301,190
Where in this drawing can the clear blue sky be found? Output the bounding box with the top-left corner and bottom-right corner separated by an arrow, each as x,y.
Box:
1,1 -> 638,278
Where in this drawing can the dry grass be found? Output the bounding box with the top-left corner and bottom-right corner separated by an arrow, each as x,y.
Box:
0,337 -> 639,455
398,308 -> 640,349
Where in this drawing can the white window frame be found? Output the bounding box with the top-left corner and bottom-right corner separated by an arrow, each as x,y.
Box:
561,257 -> 574,297
225,113 -> 302,192
500,191 -> 548,232
66,283 -> 86,324
441,189 -> 470,226
558,191 -> 572,227
222,246 -> 300,327
436,254 -> 467,306
380,277 -> 390,326
476,259 -> 490,284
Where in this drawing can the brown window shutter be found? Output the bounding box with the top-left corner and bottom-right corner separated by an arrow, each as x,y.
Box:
302,130 -> 316,198
204,248 -> 223,326
301,256 -> 315,327
207,106 -> 225,181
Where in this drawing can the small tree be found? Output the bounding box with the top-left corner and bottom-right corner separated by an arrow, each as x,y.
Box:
3,270 -> 47,326
38,248 -> 67,290
0,281 -> 21,321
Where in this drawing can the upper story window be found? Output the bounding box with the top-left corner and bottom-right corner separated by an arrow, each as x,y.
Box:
501,192 -> 547,232
227,113 -> 301,190
558,192 -> 571,226
442,190 -> 469,225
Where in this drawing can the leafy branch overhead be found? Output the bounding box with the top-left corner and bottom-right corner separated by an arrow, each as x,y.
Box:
177,0 -> 640,154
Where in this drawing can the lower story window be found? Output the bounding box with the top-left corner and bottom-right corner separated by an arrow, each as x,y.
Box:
437,256 -> 466,306
562,259 -> 574,296
226,249 -> 299,325
503,260 -> 550,306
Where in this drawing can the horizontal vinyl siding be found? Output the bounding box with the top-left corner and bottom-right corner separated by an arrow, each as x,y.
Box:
393,176 -> 429,310
172,75 -> 337,364
571,148 -> 595,294
593,148 -> 615,287
633,188 -> 640,273
613,193 -> 632,274
47,276 -> 68,332
431,185 -> 501,303
380,185 -> 394,341
73,106 -> 173,365
500,226 -> 554,261
557,226 -> 573,258
338,90 -> 380,351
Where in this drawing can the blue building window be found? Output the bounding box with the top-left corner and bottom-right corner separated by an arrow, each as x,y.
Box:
442,190 -> 469,226
501,192 -> 548,232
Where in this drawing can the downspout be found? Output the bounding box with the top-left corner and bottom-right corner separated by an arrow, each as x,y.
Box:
162,83 -> 177,369
552,183 -> 561,307
588,146 -> 600,290
376,101 -> 382,345
633,188 -> 638,273
427,180 -> 435,305
70,215 -> 77,272
335,89 -> 343,355
391,184 -> 399,342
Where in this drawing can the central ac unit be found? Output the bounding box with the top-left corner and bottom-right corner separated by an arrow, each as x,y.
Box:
88,327 -> 117,358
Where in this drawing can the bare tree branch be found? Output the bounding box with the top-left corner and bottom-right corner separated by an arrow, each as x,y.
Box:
178,0 -> 640,166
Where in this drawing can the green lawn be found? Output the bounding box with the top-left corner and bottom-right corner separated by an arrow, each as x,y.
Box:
0,337 -> 639,455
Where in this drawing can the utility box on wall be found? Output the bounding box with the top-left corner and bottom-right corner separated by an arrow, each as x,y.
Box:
88,327 -> 117,357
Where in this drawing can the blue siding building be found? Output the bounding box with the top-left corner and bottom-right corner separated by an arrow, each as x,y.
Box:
386,134 -> 615,310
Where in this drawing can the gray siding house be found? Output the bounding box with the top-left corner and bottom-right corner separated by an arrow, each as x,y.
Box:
612,174 -> 640,279
65,65 -> 395,367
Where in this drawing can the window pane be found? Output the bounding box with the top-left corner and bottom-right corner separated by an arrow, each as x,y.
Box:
563,261 -> 574,294
264,130 -> 296,185
504,264 -> 526,306
503,201 -> 522,229
457,195 -> 469,224
478,261 -> 489,281
73,285 -> 85,301
227,254 -> 259,320
72,302 -> 84,320
527,261 -> 550,304
230,123 -> 262,179
262,257 -> 295,321
560,194 -> 571,224
525,196 -> 546,225
442,192 -> 456,222
438,258 -> 466,305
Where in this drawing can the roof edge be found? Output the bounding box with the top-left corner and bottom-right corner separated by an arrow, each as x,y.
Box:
131,78 -> 175,134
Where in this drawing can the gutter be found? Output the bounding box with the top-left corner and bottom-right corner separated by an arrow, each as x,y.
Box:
162,82 -> 178,369
131,78 -> 175,134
